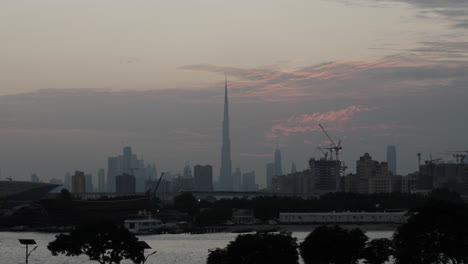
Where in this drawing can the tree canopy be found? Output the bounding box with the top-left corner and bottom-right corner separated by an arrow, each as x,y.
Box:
393,199 -> 468,264
207,231 -> 299,264
300,225 -> 368,264
48,221 -> 145,264
362,238 -> 393,264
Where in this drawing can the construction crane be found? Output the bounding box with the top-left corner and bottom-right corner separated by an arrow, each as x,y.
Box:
342,161 -> 348,177
318,124 -> 342,160
151,172 -> 165,197
317,146 -> 331,160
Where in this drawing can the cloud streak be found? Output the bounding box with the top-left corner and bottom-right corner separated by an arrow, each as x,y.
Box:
266,106 -> 371,139
180,54 -> 468,103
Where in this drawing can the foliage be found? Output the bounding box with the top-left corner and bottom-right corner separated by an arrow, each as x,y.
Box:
59,188 -> 73,200
300,225 -> 368,264
48,221 -> 145,264
206,231 -> 299,264
174,192 -> 199,216
362,238 -> 393,264
393,199 -> 468,264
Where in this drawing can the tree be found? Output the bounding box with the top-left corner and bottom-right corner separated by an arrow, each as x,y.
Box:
48,221 -> 145,264
362,238 -> 393,264
206,231 -> 299,264
393,199 -> 468,264
174,192 -> 199,216
300,225 -> 368,264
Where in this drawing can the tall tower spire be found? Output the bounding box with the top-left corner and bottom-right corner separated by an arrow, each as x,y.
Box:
220,76 -> 233,191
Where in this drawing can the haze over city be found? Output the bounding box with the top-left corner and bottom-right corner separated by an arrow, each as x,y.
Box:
1,0 -> 468,187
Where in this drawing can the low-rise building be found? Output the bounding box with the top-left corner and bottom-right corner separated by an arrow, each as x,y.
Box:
279,211 -> 407,224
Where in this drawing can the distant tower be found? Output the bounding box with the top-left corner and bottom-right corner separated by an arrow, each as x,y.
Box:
183,163 -> 193,178
122,146 -> 133,174
232,167 -> 242,191
98,169 -> 105,192
266,163 -> 275,189
274,146 -> 283,176
291,162 -> 297,174
387,145 -> 397,175
219,77 -> 233,191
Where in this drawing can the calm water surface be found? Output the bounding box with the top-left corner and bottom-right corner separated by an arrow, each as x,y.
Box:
0,231 -> 393,264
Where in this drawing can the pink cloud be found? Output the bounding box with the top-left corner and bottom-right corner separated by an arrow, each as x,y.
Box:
286,105 -> 370,124
266,106 -> 370,139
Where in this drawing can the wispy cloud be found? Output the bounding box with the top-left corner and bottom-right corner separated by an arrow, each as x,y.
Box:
339,0 -> 468,29
180,55 -> 468,103
266,106 -> 371,139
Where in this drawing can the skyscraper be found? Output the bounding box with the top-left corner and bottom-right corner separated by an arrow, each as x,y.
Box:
194,164 -> 213,191
274,146 -> 283,177
386,145 -> 397,175
98,169 -> 105,192
266,163 -> 275,189
72,171 -> 86,193
219,77 -> 233,191
107,156 -> 119,192
85,174 -> 93,193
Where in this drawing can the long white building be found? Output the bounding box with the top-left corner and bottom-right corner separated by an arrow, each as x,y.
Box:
279,211 -> 407,224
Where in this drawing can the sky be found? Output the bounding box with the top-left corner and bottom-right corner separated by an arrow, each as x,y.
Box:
1,0 -> 468,187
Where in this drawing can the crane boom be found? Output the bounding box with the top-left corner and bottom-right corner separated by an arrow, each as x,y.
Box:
151,172 -> 165,196
319,124 -> 337,147
318,124 -> 342,160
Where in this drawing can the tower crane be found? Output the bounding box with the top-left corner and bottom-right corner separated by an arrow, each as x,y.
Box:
318,124 -> 342,160
316,147 -> 329,160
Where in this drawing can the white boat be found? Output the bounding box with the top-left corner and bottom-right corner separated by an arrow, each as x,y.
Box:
124,211 -> 163,235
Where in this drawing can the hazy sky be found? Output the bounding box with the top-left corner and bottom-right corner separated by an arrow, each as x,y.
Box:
1,0 -> 468,187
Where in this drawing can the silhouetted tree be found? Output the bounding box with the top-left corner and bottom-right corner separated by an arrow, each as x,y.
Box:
362,238 -> 393,264
206,231 -> 299,264
48,221 -> 145,264
174,192 -> 199,216
59,188 -> 72,200
300,225 -> 367,264
393,199 -> 468,264
207,248 -> 228,264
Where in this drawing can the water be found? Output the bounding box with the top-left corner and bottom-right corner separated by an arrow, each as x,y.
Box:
0,231 -> 393,264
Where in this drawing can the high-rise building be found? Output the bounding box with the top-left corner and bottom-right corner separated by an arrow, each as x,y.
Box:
274,147 -> 283,176
85,174 -> 93,193
266,163 -> 275,189
387,145 -> 397,175
72,171 -> 86,193
31,174 -> 40,182
64,172 -> 71,190
241,171 -> 258,191
356,153 -> 391,193
116,174 -> 136,193
291,162 -> 297,174
233,168 -> 242,191
194,164 -> 213,191
219,77 -> 233,191
183,164 -> 193,178
107,156 -> 120,192
122,146 -> 133,174
98,169 -> 105,192
309,158 -> 341,192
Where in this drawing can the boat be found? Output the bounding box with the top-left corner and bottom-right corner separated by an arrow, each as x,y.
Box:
124,210 -> 163,235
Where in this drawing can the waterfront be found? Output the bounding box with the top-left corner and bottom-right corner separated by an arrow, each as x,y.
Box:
0,230 -> 393,264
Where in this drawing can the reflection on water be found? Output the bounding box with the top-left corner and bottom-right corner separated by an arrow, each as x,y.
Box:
0,231 -> 393,264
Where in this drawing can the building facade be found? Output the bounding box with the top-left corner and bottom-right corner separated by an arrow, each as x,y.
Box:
115,174 -> 136,193
194,164 -> 213,191
386,145 -> 397,175
72,171 -> 86,193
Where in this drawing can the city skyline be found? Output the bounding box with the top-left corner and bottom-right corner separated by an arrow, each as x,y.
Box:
1,0 -> 468,186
